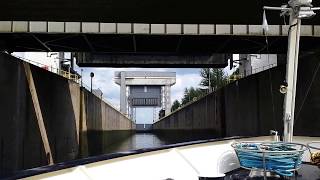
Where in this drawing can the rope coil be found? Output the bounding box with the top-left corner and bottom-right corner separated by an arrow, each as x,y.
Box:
232,142 -> 307,177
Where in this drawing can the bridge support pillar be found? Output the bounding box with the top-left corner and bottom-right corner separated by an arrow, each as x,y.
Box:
164,85 -> 171,116
120,72 -> 127,115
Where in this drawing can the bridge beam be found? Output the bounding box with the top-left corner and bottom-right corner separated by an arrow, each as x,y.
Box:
1,0 -> 320,24
74,52 -> 228,68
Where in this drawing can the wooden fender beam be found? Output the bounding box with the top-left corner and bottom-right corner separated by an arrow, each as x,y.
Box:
23,62 -> 54,165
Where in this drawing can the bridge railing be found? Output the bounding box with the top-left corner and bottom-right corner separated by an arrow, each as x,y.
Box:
11,54 -> 81,84
228,63 -> 277,83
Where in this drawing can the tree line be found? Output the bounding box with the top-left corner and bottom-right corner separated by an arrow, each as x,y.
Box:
171,68 -> 230,112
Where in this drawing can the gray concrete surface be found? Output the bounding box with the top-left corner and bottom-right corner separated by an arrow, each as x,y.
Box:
154,51 -> 320,137
83,88 -> 135,131
0,53 -> 134,176
153,91 -> 225,136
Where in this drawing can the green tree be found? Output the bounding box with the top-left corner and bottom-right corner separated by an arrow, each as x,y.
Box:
200,68 -> 228,92
171,100 -> 181,112
181,88 -> 190,105
181,87 -> 206,106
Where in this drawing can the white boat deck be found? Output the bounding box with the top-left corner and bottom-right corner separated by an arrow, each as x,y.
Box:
20,136 -> 320,180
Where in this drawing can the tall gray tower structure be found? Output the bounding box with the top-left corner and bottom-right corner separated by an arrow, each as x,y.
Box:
114,71 -> 176,120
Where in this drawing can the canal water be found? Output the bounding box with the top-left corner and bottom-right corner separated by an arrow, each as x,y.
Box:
0,130 -> 219,178
85,130 -> 219,157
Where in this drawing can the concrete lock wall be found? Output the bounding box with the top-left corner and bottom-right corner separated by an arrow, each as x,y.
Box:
82,88 -> 135,157
0,53 -> 134,176
83,88 -> 135,131
153,90 -> 225,136
154,51 -> 320,137
153,91 -> 225,135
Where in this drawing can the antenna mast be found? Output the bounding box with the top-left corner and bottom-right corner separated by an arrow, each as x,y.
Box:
264,0 -> 319,142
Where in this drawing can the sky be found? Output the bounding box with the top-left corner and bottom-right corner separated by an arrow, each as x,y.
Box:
14,52 -> 238,124
74,55 -> 239,124
76,67 -> 203,124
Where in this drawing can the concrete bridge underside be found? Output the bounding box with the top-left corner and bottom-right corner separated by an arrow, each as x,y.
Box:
0,0 -> 320,67
1,0 -> 320,24
1,23 -> 320,54
2,29 -> 320,67
1,0 -> 320,67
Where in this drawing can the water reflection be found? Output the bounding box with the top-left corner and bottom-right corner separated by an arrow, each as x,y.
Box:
112,133 -> 166,152
84,130 -> 219,157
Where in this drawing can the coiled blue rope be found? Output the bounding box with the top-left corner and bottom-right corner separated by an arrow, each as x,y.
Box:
233,142 -> 305,177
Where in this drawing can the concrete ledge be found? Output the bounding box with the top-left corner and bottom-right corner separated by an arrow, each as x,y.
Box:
216,24 -> 231,35
315,26 -> 320,37
0,21 -> 12,32
233,25 -> 247,35
282,25 -> 289,36
100,23 -> 116,33
301,25 -> 313,36
151,24 -> 165,34
199,24 -> 215,34
12,21 -> 28,32
248,25 -> 263,35
65,22 -> 81,33
117,23 -> 132,34
82,22 -> 99,33
0,21 -> 319,37
183,24 -> 198,34
266,25 -> 280,36
29,21 -> 47,32
133,24 -> 149,34
166,24 -> 182,34
48,22 -> 65,33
